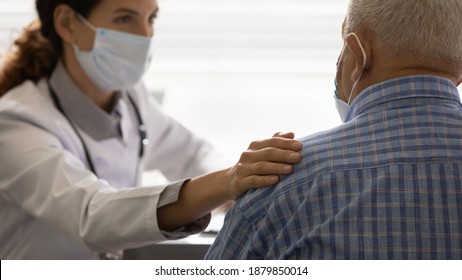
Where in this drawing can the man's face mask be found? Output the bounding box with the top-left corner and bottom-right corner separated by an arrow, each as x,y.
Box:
334,33 -> 367,123
73,14 -> 154,92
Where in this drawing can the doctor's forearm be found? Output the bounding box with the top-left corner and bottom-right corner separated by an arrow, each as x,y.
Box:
157,169 -> 232,231
156,134 -> 302,231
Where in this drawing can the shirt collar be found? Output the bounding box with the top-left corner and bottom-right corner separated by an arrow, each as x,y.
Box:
49,61 -> 125,141
346,75 -> 462,122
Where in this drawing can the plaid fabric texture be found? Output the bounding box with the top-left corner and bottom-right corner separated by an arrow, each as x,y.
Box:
206,75 -> 462,259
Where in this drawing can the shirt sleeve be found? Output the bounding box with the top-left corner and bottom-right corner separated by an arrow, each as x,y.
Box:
157,180 -> 184,208
158,179 -> 212,239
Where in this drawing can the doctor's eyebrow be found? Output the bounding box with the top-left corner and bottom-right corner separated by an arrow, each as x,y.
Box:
113,7 -> 160,16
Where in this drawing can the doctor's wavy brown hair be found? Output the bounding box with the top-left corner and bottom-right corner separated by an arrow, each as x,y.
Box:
0,0 -> 101,96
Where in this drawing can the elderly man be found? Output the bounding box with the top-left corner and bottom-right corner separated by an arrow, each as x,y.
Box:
206,0 -> 462,259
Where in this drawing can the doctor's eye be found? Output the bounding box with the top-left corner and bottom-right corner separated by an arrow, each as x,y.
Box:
148,14 -> 157,25
114,15 -> 133,24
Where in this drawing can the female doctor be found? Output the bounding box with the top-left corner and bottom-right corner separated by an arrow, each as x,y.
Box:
0,0 -> 302,259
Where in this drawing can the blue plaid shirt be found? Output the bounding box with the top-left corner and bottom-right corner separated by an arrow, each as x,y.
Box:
206,75 -> 462,259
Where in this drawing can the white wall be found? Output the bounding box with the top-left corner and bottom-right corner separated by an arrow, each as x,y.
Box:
152,0 -> 348,158
1,0 -> 460,160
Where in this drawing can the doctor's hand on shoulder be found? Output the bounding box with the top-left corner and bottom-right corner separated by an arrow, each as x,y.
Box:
157,132 -> 302,231
226,132 -> 302,198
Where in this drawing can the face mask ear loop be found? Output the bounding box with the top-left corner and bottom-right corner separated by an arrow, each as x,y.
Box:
76,14 -> 97,32
347,33 -> 367,105
73,14 -> 97,53
334,43 -> 347,98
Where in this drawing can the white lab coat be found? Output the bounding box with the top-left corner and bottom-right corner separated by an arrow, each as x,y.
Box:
0,79 -> 229,259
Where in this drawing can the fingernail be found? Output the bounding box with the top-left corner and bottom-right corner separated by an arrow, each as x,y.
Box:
283,165 -> 292,172
292,142 -> 302,149
290,153 -> 301,161
270,176 -> 279,183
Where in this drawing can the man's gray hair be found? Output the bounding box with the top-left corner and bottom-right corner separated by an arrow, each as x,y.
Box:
347,0 -> 462,66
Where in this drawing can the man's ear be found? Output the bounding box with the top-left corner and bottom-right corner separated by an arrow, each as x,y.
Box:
53,4 -> 78,44
345,33 -> 372,82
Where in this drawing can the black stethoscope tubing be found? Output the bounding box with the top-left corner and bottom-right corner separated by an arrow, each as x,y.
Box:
47,82 -> 149,176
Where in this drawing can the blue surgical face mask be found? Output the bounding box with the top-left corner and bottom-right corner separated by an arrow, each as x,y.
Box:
73,14 -> 153,92
334,33 -> 366,122
334,79 -> 351,123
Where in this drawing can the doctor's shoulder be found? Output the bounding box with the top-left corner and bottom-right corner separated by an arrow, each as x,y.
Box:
0,79 -> 66,133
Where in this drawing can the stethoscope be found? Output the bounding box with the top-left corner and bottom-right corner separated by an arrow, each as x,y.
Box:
48,82 -> 149,176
